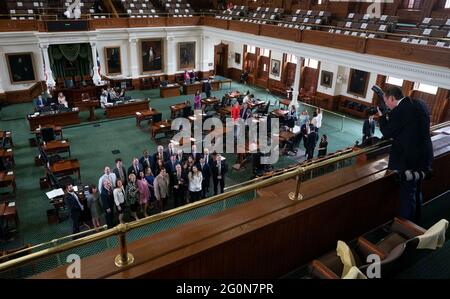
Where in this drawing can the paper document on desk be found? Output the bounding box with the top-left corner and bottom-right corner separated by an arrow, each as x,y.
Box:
136,112 -> 142,116
46,188 -> 64,199
61,140 -> 67,143
73,186 -> 78,192
7,171 -> 13,176
7,149 -> 12,152
8,202 -> 15,207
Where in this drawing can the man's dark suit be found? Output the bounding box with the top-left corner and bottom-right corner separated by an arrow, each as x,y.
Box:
113,166 -> 128,186
139,155 -> 154,173
362,119 -> 376,143
127,163 -> 144,176
306,130 -> 318,160
172,171 -> 188,207
153,151 -> 169,163
211,159 -> 228,195
100,187 -> 115,228
198,162 -> 211,198
65,192 -> 83,236
165,160 -> 180,175
378,97 -> 433,221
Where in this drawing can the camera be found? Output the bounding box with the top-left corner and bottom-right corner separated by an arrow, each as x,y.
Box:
371,85 -> 388,114
366,107 -> 378,116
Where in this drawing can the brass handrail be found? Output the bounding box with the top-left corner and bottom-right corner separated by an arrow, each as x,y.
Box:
0,121 -> 448,274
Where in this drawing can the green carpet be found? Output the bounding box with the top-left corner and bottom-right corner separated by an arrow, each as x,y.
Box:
0,78 -> 366,277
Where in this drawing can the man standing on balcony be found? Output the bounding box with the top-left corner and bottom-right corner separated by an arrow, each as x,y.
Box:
378,86 -> 433,222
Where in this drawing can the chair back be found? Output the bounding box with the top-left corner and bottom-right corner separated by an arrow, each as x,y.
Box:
152,112 -> 162,123
41,127 -> 56,142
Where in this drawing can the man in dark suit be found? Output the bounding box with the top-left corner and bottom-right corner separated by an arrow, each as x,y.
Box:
362,114 -> 376,143
202,148 -> 211,165
165,154 -> 180,176
127,158 -> 143,176
172,164 -> 188,207
306,125 -> 318,160
35,95 -> 47,110
113,158 -> 127,186
198,157 -> 211,198
64,184 -> 84,238
139,150 -> 154,173
204,79 -> 212,98
378,86 -> 433,222
191,144 -> 201,163
153,145 -> 169,163
240,103 -> 252,121
165,142 -> 176,158
211,154 -> 228,195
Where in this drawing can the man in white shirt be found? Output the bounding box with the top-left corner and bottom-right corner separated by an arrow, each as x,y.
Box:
98,166 -> 117,194
315,108 -> 323,132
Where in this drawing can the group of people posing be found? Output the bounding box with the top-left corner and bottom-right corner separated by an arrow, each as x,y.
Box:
66,144 -> 229,232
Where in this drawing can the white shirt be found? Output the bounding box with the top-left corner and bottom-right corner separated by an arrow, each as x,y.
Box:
189,172 -> 203,192
243,95 -> 250,104
113,187 -> 125,207
316,112 -> 323,128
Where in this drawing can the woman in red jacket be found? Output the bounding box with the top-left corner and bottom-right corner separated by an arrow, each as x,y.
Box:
231,101 -> 240,122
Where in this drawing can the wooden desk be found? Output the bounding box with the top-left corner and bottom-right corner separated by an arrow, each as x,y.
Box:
219,79 -> 232,89
170,102 -> 188,119
32,125 -> 63,140
201,98 -> 220,110
247,100 -> 266,110
279,99 -> 291,109
271,109 -> 288,118
229,91 -> 240,98
235,142 -> 260,169
54,85 -> 103,106
0,171 -> 16,193
43,140 -> 71,157
27,110 -> 81,131
105,100 -> 150,118
160,84 -> 181,98
136,109 -> 160,127
218,106 -> 232,120
182,82 -> 203,95
210,80 -> 220,91
50,159 -> 81,180
74,100 -> 100,121
1,202 -> 18,232
0,148 -> 14,165
278,130 -> 296,143
0,130 -> 13,147
151,120 -> 172,140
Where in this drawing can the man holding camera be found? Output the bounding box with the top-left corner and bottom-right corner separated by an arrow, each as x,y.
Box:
377,86 -> 433,222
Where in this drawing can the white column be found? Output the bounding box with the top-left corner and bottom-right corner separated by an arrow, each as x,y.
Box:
290,56 -> 303,109
90,42 -> 102,85
165,36 -> 176,75
40,44 -> 56,89
129,37 -> 139,78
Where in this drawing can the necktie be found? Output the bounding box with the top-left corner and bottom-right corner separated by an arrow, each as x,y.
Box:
135,166 -> 138,174
119,167 -> 124,181
218,163 -> 221,175
71,192 -> 84,211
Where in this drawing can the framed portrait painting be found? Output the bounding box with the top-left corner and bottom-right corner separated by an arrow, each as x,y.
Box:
178,42 -> 196,70
105,47 -> 121,75
141,39 -> 163,73
235,52 -> 241,64
6,52 -> 37,84
347,68 -> 370,98
320,70 -> 333,88
270,59 -> 280,77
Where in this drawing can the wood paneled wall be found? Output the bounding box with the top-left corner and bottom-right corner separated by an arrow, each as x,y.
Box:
3,81 -> 46,104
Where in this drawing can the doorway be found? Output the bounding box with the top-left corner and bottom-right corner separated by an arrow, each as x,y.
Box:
214,43 -> 228,77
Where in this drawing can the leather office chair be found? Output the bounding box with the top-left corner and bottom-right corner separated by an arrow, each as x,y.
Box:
309,218 -> 427,279
41,127 -> 56,143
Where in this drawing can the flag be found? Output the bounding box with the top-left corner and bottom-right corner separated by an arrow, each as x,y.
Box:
41,48 -> 47,81
96,49 -> 101,77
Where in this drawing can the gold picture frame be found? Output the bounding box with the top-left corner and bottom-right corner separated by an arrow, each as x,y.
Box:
140,39 -> 163,74
5,52 -> 37,84
104,47 -> 122,75
178,41 -> 196,70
